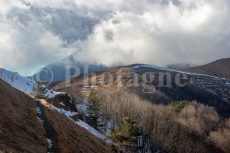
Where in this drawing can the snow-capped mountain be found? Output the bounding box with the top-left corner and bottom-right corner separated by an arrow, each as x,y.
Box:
0,68 -> 60,98
0,68 -> 34,94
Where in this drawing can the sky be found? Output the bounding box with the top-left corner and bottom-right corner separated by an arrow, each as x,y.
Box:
0,0 -> 230,75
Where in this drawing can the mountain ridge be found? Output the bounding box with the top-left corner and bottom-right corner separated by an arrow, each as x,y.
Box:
188,58 -> 230,79
31,54 -> 108,82
53,64 -> 230,117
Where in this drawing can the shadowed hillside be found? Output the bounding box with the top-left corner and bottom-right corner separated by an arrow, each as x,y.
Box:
0,79 -> 47,153
42,104 -> 112,153
188,58 -> 230,79
53,64 -> 230,117
0,79 -> 112,153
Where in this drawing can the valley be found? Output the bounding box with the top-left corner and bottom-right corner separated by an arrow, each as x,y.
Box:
1,0 -> 230,152
53,64 -> 230,117
1,62 -> 230,153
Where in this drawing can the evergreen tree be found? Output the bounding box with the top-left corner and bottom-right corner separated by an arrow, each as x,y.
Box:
87,90 -> 101,127
33,81 -> 45,99
109,117 -> 140,152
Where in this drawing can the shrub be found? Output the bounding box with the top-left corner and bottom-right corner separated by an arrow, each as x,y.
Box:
170,101 -> 188,113
98,90 -> 220,153
209,128 -> 230,153
87,90 -> 101,127
178,102 -> 220,136
109,117 -> 139,144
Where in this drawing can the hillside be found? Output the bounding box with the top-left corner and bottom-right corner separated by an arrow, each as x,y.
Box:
0,68 -> 35,94
0,68 -> 62,98
52,64 -> 230,153
0,79 -> 47,153
188,58 -> 230,79
41,103 -> 111,153
0,79 -> 112,153
53,64 -> 230,117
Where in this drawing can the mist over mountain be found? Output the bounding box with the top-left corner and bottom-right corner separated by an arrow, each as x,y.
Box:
1,1 -> 230,153
1,0 -> 230,74
32,54 -> 108,82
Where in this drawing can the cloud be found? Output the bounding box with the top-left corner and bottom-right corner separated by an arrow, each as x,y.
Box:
75,0 -> 230,67
0,14 -> 76,70
0,0 -> 101,74
0,0 -> 230,74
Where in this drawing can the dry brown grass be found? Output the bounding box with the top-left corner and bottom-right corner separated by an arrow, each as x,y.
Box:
0,78 -> 112,153
42,104 -> 112,153
0,79 -> 47,153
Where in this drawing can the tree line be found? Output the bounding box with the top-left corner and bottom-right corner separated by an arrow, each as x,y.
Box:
86,90 -> 230,153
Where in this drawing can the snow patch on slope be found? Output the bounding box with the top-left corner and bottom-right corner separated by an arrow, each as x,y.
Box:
44,89 -> 63,99
0,68 -> 60,98
76,120 -> 109,142
133,64 -> 228,80
51,104 -> 110,143
0,68 -> 34,93
53,107 -> 78,117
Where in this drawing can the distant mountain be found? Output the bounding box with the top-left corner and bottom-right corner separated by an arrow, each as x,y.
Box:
167,63 -> 192,70
188,58 -> 230,79
53,64 -> 230,117
0,68 -> 34,93
32,55 -> 108,82
0,68 -> 60,98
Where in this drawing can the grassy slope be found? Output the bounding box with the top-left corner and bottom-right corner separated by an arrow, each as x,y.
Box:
188,58 -> 230,79
0,79 -> 47,153
0,78 -> 112,153
42,106 -> 112,153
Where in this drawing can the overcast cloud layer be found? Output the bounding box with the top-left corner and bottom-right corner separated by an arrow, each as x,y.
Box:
0,0 -> 230,74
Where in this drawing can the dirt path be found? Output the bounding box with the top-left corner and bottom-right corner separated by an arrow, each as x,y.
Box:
35,101 -> 56,153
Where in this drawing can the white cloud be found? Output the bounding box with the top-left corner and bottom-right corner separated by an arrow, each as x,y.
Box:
0,6 -> 78,73
0,0 -> 99,74
0,0 -> 230,74
75,0 -> 230,67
